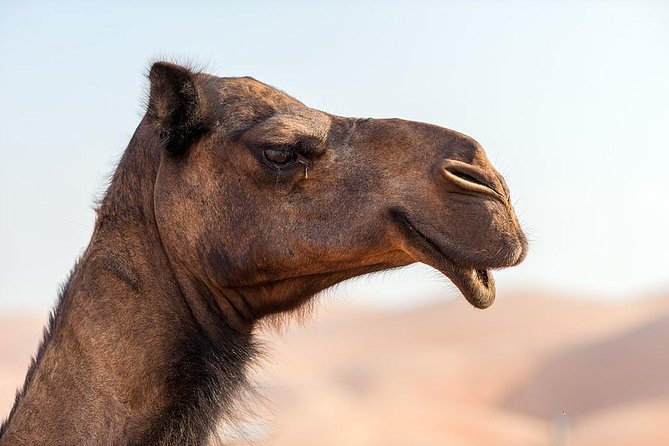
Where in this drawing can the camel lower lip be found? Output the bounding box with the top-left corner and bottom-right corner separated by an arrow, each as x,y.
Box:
393,210 -> 496,309
451,266 -> 496,309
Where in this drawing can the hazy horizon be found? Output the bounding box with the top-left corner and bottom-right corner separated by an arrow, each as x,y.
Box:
1,1 -> 668,313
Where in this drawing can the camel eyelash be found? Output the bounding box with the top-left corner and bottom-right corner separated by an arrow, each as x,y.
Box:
289,140 -> 321,157
260,145 -> 312,179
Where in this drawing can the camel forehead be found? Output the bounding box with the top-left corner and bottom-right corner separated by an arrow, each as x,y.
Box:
218,76 -> 303,109
209,75 -> 331,138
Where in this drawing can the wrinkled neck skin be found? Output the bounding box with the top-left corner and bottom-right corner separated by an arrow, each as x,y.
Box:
0,123 -> 277,446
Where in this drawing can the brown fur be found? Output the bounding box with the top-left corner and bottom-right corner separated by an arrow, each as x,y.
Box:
0,62 -> 527,445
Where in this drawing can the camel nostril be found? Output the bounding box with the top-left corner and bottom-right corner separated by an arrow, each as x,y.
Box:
440,160 -> 502,198
449,170 -> 492,190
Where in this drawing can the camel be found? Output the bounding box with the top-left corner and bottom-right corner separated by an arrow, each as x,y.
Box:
0,62 -> 527,445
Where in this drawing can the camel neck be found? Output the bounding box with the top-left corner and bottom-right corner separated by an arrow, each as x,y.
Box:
0,126 -> 255,446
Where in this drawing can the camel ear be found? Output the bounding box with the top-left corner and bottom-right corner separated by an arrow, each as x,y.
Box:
147,62 -> 208,156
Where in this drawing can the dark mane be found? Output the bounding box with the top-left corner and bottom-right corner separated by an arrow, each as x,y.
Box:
0,266 -> 74,437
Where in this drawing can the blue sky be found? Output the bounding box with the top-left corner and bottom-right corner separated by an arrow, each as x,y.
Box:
1,1 -> 668,312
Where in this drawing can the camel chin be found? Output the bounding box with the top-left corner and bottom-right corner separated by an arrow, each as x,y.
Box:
391,209 -> 500,309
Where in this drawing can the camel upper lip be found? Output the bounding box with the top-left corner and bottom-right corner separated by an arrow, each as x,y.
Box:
392,210 -> 496,309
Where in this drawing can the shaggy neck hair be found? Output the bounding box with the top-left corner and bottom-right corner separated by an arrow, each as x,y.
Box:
0,121 -> 257,445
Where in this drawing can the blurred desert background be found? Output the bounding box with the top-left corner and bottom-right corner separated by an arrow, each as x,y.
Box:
3,288 -> 669,445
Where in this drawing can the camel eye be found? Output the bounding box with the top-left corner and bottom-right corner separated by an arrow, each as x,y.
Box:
263,147 -> 297,167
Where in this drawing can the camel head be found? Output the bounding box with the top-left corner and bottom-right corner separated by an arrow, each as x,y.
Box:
147,62 -> 527,319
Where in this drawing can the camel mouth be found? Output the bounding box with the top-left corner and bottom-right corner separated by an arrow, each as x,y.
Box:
392,210 -> 496,309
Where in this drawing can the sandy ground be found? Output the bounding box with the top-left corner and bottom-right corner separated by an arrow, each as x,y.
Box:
2,290 -> 668,445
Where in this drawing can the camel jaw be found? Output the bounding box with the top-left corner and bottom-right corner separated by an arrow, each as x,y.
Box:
391,210 -> 496,309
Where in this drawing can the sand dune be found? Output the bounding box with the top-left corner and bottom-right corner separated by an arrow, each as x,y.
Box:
251,292 -> 669,445
503,311 -> 669,419
1,291 -> 668,445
